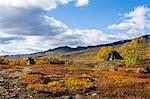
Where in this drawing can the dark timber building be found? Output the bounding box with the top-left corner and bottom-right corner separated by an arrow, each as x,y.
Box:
105,51 -> 123,61
27,57 -> 35,65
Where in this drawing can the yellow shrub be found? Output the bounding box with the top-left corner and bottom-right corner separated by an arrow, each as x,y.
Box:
48,81 -> 61,87
19,57 -> 28,65
0,57 -> 9,64
64,78 -> 94,89
8,60 -> 16,65
65,61 -> 73,65
36,59 -> 44,65
97,46 -> 113,60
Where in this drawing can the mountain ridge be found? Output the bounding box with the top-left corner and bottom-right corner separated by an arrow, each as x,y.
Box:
4,34 -> 150,59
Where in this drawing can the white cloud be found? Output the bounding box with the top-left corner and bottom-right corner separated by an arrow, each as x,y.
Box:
75,0 -> 89,7
0,16 -> 129,55
0,0 -> 88,36
0,35 -> 49,55
0,0 -> 88,10
107,6 -> 150,35
0,0 -> 130,55
0,0 -> 71,11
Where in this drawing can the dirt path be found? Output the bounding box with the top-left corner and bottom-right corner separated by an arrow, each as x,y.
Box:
0,67 -> 32,99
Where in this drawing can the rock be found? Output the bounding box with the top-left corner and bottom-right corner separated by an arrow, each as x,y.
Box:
91,93 -> 97,96
9,93 -> 17,98
137,68 -> 142,73
0,70 -> 32,99
110,68 -> 117,71
1,91 -> 9,96
74,94 -> 85,99
90,93 -> 100,99
144,67 -> 150,71
137,67 -> 150,73
61,96 -> 73,99
22,68 -> 32,74
85,93 -> 90,96
126,69 -> 134,72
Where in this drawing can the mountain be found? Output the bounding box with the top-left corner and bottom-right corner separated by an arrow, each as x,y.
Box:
4,35 -> 150,59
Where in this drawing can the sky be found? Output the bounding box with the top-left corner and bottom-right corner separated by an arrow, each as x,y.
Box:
0,0 -> 150,55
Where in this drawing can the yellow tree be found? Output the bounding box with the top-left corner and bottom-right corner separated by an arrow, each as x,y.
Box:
96,46 -> 113,60
0,57 -> 9,64
35,59 -> 44,65
124,37 -> 145,66
19,57 -> 28,65
8,60 -> 16,65
34,57 -> 44,65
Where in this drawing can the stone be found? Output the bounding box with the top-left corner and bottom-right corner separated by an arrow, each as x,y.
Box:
91,93 -> 97,96
74,94 -> 84,99
110,68 -> 117,71
61,96 -> 73,99
137,67 -> 150,73
143,67 -> 150,71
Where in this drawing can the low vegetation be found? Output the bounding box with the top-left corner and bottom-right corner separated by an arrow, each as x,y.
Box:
0,35 -> 149,98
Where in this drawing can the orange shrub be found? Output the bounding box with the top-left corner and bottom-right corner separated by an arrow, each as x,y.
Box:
27,84 -> 67,95
17,74 -> 42,84
27,84 -> 51,92
27,84 -> 47,89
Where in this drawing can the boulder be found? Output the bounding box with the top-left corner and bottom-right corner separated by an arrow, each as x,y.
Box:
137,67 -> 150,73
110,68 -> 117,71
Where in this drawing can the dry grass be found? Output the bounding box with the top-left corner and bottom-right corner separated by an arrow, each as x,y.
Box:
17,74 -> 43,85
11,64 -> 150,98
89,70 -> 150,98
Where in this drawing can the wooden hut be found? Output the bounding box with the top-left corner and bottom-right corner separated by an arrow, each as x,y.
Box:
105,51 -> 123,61
27,57 -> 35,65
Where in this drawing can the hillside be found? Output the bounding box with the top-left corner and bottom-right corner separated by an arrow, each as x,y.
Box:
4,35 -> 149,62
0,35 -> 150,99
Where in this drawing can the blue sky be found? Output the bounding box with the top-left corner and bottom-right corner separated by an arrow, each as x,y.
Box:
0,0 -> 149,55
49,0 -> 150,29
